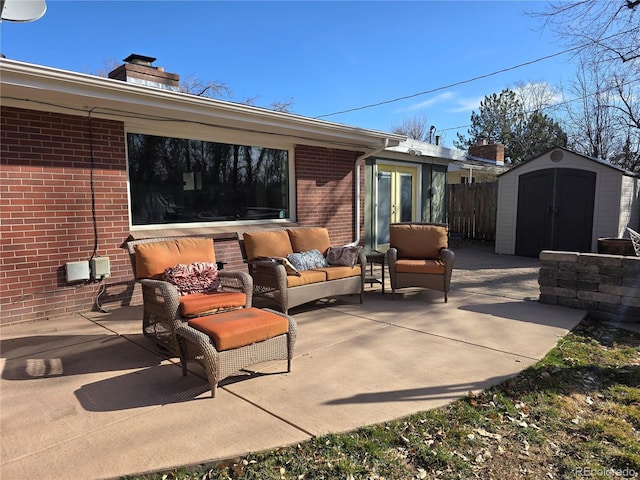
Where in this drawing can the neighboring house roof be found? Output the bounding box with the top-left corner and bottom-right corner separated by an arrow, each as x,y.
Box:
0,58 -> 405,152
498,146 -> 639,178
385,139 -> 467,163
384,139 -> 508,177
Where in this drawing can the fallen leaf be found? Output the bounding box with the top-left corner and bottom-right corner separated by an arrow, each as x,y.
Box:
474,428 -> 503,441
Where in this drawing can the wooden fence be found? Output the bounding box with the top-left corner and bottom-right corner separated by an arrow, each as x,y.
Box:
447,181 -> 498,240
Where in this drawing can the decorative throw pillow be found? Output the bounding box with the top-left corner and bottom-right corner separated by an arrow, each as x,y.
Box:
256,256 -> 302,276
287,249 -> 329,271
162,262 -> 220,296
326,245 -> 362,267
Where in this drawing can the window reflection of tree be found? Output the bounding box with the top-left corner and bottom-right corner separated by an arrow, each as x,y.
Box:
128,133 -> 288,225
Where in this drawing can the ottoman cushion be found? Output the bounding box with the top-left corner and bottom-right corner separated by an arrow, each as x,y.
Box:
188,308 -> 289,351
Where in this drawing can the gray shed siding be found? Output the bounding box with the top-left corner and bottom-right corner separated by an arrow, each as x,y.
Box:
495,149 -> 637,255
620,175 -> 640,236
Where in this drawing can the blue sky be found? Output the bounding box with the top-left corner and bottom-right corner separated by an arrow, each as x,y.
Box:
0,1 -> 576,147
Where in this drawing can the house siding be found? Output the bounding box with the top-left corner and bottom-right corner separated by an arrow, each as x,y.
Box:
1,106 -> 363,325
594,167 -> 622,242
495,175 -> 517,254
620,175 -> 640,236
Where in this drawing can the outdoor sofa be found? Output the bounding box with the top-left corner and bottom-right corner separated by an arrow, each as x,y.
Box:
239,227 -> 366,313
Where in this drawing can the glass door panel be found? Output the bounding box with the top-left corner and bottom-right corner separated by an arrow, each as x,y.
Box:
375,165 -> 417,250
377,171 -> 392,245
399,173 -> 413,222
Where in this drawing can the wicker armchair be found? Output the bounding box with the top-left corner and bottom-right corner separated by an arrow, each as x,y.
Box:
628,227 -> 640,256
126,236 -> 252,354
387,222 -> 455,302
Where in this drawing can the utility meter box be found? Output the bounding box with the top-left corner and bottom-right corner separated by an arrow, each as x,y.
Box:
90,256 -> 111,280
66,261 -> 90,283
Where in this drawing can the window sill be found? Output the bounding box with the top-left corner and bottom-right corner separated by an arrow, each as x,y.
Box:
128,220 -> 299,241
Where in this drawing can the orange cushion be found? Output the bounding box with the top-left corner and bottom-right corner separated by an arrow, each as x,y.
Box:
286,269 -> 327,287
287,228 -> 331,255
179,292 -> 247,318
395,259 -> 446,274
312,265 -> 362,281
389,224 -> 448,260
135,238 -> 215,280
188,308 -> 289,351
244,230 -> 293,261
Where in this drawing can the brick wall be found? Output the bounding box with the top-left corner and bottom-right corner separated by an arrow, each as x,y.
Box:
1,108 -> 364,324
1,106 -> 134,325
539,250 -> 640,323
294,145 -> 362,245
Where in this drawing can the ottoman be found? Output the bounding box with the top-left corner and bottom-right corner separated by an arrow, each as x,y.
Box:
176,307 -> 297,397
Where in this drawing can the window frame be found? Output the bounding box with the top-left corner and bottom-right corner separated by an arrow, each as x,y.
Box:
125,125 -> 296,231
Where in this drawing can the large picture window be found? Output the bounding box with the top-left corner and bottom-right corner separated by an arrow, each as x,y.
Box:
127,133 -> 290,226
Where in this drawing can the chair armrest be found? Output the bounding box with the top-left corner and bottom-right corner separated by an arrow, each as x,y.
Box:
387,248 -> 398,274
139,278 -> 180,301
440,248 -> 455,265
248,260 -> 288,290
440,249 -> 455,282
356,250 -> 367,281
138,278 -> 182,328
218,270 -> 253,302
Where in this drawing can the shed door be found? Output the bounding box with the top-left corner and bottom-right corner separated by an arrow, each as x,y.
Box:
515,168 -> 595,257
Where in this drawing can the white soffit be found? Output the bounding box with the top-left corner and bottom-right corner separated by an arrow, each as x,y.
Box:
0,58 -> 404,151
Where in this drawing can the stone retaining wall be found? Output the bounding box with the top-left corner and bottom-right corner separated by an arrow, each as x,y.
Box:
538,250 -> 640,323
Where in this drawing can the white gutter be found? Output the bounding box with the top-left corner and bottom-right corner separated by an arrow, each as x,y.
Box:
347,138 -> 391,246
0,58 -> 404,151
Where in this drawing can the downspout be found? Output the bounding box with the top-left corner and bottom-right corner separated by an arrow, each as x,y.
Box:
347,138 -> 390,246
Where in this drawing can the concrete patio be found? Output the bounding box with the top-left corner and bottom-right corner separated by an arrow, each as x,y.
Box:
1,243 -> 587,480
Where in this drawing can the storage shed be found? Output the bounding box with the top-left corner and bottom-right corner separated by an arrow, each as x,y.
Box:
495,147 -> 640,257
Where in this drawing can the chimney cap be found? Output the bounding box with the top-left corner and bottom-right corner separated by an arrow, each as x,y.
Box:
123,54 -> 157,67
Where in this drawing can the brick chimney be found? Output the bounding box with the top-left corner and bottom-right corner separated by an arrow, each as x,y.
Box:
108,54 -> 180,91
468,139 -> 505,166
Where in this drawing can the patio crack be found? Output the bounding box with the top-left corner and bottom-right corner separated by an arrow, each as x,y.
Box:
221,388 -> 316,437
386,322 -> 542,361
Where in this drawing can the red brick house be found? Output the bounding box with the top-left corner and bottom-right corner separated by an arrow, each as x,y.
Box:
1,56 -> 404,325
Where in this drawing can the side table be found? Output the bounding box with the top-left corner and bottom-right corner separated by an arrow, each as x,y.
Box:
364,249 -> 386,294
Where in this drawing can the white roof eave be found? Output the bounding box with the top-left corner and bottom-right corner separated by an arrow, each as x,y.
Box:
0,58 -> 404,151
385,139 -> 468,162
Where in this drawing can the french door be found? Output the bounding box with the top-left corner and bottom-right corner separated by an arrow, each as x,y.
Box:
376,165 -> 417,248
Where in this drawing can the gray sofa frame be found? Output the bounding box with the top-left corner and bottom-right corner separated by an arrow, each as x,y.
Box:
239,230 -> 366,314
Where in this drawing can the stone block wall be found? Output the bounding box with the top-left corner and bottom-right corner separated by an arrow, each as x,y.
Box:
539,250 -> 640,323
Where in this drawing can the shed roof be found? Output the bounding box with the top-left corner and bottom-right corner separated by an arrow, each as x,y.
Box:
498,146 -> 639,178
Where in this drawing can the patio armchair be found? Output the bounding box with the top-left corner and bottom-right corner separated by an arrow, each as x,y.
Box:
126,236 -> 252,354
387,222 -> 455,302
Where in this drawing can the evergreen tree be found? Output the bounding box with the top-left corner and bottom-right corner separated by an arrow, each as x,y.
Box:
455,88 -> 567,164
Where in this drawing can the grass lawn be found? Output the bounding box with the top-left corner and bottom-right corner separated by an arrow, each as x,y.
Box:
127,317 -> 640,480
